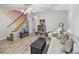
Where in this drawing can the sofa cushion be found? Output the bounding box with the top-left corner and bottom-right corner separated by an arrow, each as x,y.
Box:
73,37 -> 79,53
59,34 -> 69,44
61,38 -> 74,53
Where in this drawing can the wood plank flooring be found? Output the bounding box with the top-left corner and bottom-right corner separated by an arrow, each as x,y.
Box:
0,35 -> 38,54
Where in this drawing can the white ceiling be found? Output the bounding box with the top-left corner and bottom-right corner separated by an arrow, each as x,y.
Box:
0,4 -> 75,12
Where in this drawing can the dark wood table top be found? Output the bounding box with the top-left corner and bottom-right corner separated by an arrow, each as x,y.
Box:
31,37 -> 46,50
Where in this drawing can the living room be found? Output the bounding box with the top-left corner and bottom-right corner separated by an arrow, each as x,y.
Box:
0,4 -> 79,54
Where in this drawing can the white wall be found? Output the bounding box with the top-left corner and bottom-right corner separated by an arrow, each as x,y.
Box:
27,13 -> 36,34
69,5 -> 79,37
0,10 -> 13,40
35,11 -> 68,32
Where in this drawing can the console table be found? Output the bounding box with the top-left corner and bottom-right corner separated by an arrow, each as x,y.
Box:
31,37 -> 46,54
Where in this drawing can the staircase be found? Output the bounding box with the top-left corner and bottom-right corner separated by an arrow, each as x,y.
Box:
4,10 -> 28,41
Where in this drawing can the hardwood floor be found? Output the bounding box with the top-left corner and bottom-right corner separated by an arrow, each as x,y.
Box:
0,35 -> 38,54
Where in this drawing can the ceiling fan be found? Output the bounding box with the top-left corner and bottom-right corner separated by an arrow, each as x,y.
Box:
20,4 -> 39,14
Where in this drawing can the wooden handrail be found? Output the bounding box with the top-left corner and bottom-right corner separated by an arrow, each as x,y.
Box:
13,18 -> 27,32
7,13 -> 24,28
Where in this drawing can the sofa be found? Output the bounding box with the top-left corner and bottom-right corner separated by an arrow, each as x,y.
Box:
47,32 -> 79,54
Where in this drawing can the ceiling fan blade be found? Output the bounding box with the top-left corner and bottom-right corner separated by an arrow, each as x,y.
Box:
27,7 -> 41,13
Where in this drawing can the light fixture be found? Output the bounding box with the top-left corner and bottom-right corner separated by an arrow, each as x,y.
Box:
21,10 -> 24,13
26,10 -> 31,14
21,9 -> 30,14
24,11 -> 27,14
26,9 -> 29,12
28,7 -> 32,10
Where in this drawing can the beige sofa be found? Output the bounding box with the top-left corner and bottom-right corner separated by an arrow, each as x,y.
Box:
47,32 -> 74,54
